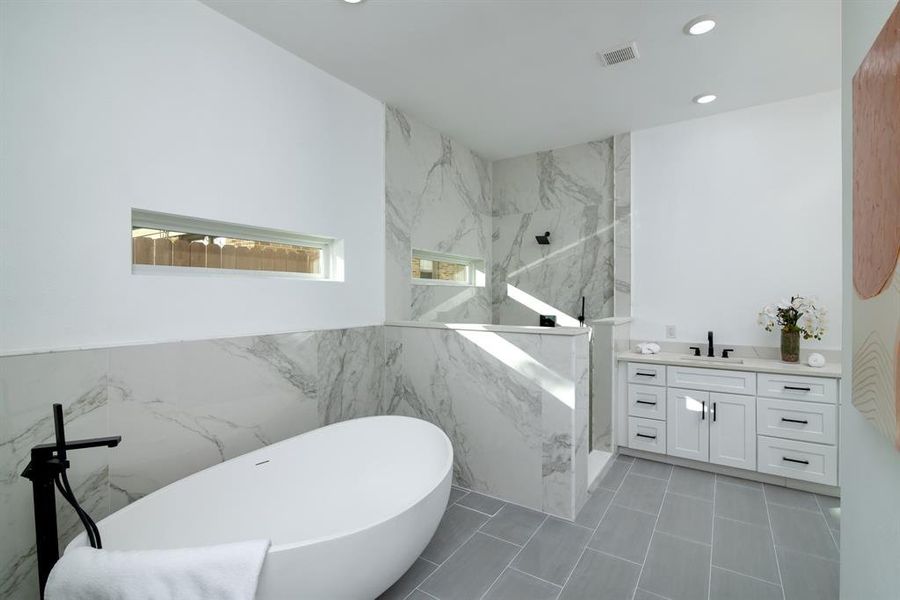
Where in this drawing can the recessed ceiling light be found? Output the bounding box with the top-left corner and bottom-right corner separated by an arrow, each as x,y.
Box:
343,0 -> 365,3
684,17 -> 716,36
693,94 -> 717,104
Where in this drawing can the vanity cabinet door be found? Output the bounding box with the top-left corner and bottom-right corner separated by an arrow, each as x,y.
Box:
709,393 -> 757,470
666,388 -> 710,462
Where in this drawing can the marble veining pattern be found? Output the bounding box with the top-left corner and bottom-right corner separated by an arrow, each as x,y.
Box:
384,325 -> 589,518
492,139 -> 616,327
385,106 -> 492,323
0,350 -> 111,600
0,326 -> 383,600
613,133 -> 632,318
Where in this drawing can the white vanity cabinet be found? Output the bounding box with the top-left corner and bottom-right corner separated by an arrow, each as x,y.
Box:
666,388 -> 710,462
708,393 -> 756,470
622,359 -> 839,487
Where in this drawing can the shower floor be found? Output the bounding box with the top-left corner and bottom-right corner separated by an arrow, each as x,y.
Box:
378,455 -> 840,600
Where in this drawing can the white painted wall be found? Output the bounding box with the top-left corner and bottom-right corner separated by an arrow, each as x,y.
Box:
840,1 -> 900,598
631,91 -> 842,350
0,0 -> 385,354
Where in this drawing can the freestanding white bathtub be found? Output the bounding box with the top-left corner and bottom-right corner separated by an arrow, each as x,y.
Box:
66,416 -> 453,599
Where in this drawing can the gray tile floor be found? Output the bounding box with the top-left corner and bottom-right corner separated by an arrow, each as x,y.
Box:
379,456 -> 840,600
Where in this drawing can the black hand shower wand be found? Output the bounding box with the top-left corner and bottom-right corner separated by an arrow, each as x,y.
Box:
578,296 -> 586,327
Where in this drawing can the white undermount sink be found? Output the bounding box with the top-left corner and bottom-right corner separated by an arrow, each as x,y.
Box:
680,355 -> 745,365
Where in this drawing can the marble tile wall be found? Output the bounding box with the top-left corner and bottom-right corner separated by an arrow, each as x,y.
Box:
491,139 -> 618,327
385,106 -> 493,323
613,133 -> 632,318
0,326 -> 384,600
383,324 -> 589,519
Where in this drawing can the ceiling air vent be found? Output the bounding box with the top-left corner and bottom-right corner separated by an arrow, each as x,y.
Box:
598,42 -> 640,67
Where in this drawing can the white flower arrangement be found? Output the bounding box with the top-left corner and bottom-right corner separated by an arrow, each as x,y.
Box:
758,295 -> 827,340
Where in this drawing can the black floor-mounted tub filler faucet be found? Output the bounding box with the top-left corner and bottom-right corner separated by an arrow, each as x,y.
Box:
21,403 -> 121,597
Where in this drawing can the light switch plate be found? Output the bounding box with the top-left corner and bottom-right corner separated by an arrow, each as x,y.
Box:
665,325 -> 677,339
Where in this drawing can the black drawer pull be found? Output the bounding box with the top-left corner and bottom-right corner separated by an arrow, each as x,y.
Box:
635,372 -> 657,377
701,400 -> 706,420
782,456 -> 810,465
636,400 -> 657,405
712,402 -> 717,422
636,433 -> 657,440
784,385 -> 811,392
781,417 -> 809,425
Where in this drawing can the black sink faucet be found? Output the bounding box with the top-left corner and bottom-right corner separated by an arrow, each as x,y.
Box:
21,404 -> 121,597
707,330 -> 714,357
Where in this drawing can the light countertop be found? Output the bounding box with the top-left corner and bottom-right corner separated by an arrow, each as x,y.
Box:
617,351 -> 841,378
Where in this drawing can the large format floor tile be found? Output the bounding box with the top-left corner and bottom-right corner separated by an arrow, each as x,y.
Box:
668,466 -> 715,501
769,504 -> 839,560
638,532 -> 711,600
399,458 -> 837,600
420,533 -> 519,600
421,504 -> 489,563
714,481 -> 769,526
763,484 -> 820,512
480,503 -> 546,545
655,493 -> 713,544
710,567 -> 783,600
573,487 -> 614,529
511,517 -> 593,585
629,458 -> 673,481
377,558 -> 437,600
558,548 -> 641,600
712,517 -> 779,583
588,504 -> 656,563
613,473 -> 668,515
483,568 -> 560,600
457,491 -> 506,516
777,547 -> 839,600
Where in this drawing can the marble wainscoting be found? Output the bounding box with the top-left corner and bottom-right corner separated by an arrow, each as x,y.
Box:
383,322 -> 589,520
491,139 -> 617,327
613,133 -> 632,318
385,106 -> 493,324
0,350 -> 111,600
0,325 -> 384,600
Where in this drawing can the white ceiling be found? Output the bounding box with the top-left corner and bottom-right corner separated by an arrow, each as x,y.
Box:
202,0 -> 841,161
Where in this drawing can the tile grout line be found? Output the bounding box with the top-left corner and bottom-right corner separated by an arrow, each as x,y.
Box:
476,513 -> 549,600
628,461 -> 672,600
761,482 -> 788,600
556,456 -> 635,598
508,566 -> 563,591
707,473 -> 717,600
475,530 -> 523,548
713,564 -> 785,587
815,494 -> 841,554
583,546 -> 643,567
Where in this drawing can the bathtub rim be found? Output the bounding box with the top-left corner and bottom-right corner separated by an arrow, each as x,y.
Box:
68,415 -> 453,555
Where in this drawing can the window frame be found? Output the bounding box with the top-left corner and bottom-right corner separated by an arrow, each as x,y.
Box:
411,249 -> 482,287
131,209 -> 341,281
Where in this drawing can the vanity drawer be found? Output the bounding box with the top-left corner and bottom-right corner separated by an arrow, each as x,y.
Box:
628,417 -> 666,454
757,373 -> 838,404
757,398 -> 837,445
627,362 -> 666,387
666,366 -> 756,396
628,384 -> 667,420
757,436 -> 837,486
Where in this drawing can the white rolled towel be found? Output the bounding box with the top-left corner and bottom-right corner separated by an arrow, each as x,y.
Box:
636,342 -> 661,355
45,540 -> 270,600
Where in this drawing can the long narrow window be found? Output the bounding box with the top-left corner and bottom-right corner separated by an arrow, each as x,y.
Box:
411,249 -> 482,286
132,209 -> 340,279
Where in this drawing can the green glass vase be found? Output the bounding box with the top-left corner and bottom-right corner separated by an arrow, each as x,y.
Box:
781,329 -> 800,363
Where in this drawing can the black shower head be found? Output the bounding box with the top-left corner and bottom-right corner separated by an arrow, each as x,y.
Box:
535,231 -> 551,245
